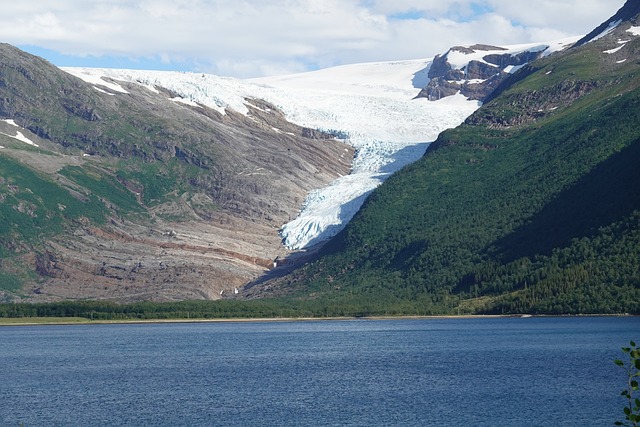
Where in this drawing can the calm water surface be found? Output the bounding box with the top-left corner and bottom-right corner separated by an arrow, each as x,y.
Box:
1,316 -> 638,426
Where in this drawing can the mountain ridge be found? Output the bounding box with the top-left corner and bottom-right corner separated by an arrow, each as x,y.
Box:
575,0 -> 640,46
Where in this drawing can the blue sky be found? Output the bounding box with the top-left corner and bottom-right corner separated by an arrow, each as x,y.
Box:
0,0 -> 624,78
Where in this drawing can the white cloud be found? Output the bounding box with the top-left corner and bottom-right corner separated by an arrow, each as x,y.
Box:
0,0 -> 626,77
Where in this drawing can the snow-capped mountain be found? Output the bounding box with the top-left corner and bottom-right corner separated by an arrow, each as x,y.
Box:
64,38 -> 574,251
415,39 -> 578,101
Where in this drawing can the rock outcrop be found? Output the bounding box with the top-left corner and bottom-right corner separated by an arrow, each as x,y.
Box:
415,44 -> 548,102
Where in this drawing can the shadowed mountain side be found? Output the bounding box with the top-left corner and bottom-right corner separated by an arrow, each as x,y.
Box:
411,65 -> 431,89
491,137 -> 640,263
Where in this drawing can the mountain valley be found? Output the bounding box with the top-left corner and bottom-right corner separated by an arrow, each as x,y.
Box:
1,0 -> 639,316
243,1 -> 640,315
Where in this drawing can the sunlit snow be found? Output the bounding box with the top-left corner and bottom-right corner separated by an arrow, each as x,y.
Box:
171,96 -> 201,108
590,20 -> 623,43
68,68 -> 130,94
628,26 -> 640,36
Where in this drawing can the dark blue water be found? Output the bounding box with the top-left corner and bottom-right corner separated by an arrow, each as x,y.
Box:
0,317 -> 638,426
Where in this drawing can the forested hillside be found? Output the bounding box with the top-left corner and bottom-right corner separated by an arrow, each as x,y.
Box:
251,16 -> 640,315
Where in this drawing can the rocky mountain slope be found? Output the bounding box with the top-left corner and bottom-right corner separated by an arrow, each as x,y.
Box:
0,43 -> 353,302
243,0 -> 640,315
3,43 -> 505,302
3,2 -> 633,307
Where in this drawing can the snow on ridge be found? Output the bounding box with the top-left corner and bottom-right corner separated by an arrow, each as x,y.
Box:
446,43 -> 541,70
590,20 -> 623,43
604,44 -> 626,54
444,38 -> 579,73
628,26 -> 640,36
65,68 -> 129,94
62,68 -> 249,115
171,96 -> 201,108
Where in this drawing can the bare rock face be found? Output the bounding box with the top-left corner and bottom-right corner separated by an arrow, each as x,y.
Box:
416,45 -> 546,102
0,43 -> 354,302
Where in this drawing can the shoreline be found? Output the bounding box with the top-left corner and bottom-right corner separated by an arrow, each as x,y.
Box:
0,313 -> 634,327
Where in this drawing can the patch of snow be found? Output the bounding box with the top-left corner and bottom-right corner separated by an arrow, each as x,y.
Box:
628,26 -> 640,36
64,68 -> 130,94
139,82 -> 159,93
92,86 -> 115,96
0,130 -> 39,147
271,127 -> 294,136
445,43 -> 553,71
247,102 -> 272,113
1,119 -> 39,146
14,131 -> 38,146
456,79 -> 485,85
604,43 -> 626,54
504,64 -> 525,74
590,20 -> 623,43
617,59 -> 628,64
171,96 -> 200,108
543,37 -> 582,55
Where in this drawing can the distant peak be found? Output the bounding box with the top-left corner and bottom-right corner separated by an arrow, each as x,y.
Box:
574,0 -> 640,46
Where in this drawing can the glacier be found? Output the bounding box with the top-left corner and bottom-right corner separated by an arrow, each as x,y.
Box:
64,40 -> 570,250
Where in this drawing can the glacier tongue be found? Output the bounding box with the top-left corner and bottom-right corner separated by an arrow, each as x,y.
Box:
250,62 -> 480,249
64,59 -> 480,250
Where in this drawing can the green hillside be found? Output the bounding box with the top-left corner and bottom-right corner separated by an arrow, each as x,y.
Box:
263,26 -> 640,315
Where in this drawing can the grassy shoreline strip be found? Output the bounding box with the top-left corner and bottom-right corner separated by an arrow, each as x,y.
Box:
1,314 -> 632,327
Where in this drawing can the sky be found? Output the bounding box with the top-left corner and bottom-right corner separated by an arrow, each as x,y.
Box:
1,0 -> 625,78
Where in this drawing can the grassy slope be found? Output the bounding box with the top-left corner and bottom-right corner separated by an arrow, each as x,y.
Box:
272,34 -> 640,315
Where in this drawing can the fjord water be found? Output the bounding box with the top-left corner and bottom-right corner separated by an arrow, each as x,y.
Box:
1,317 -> 637,426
